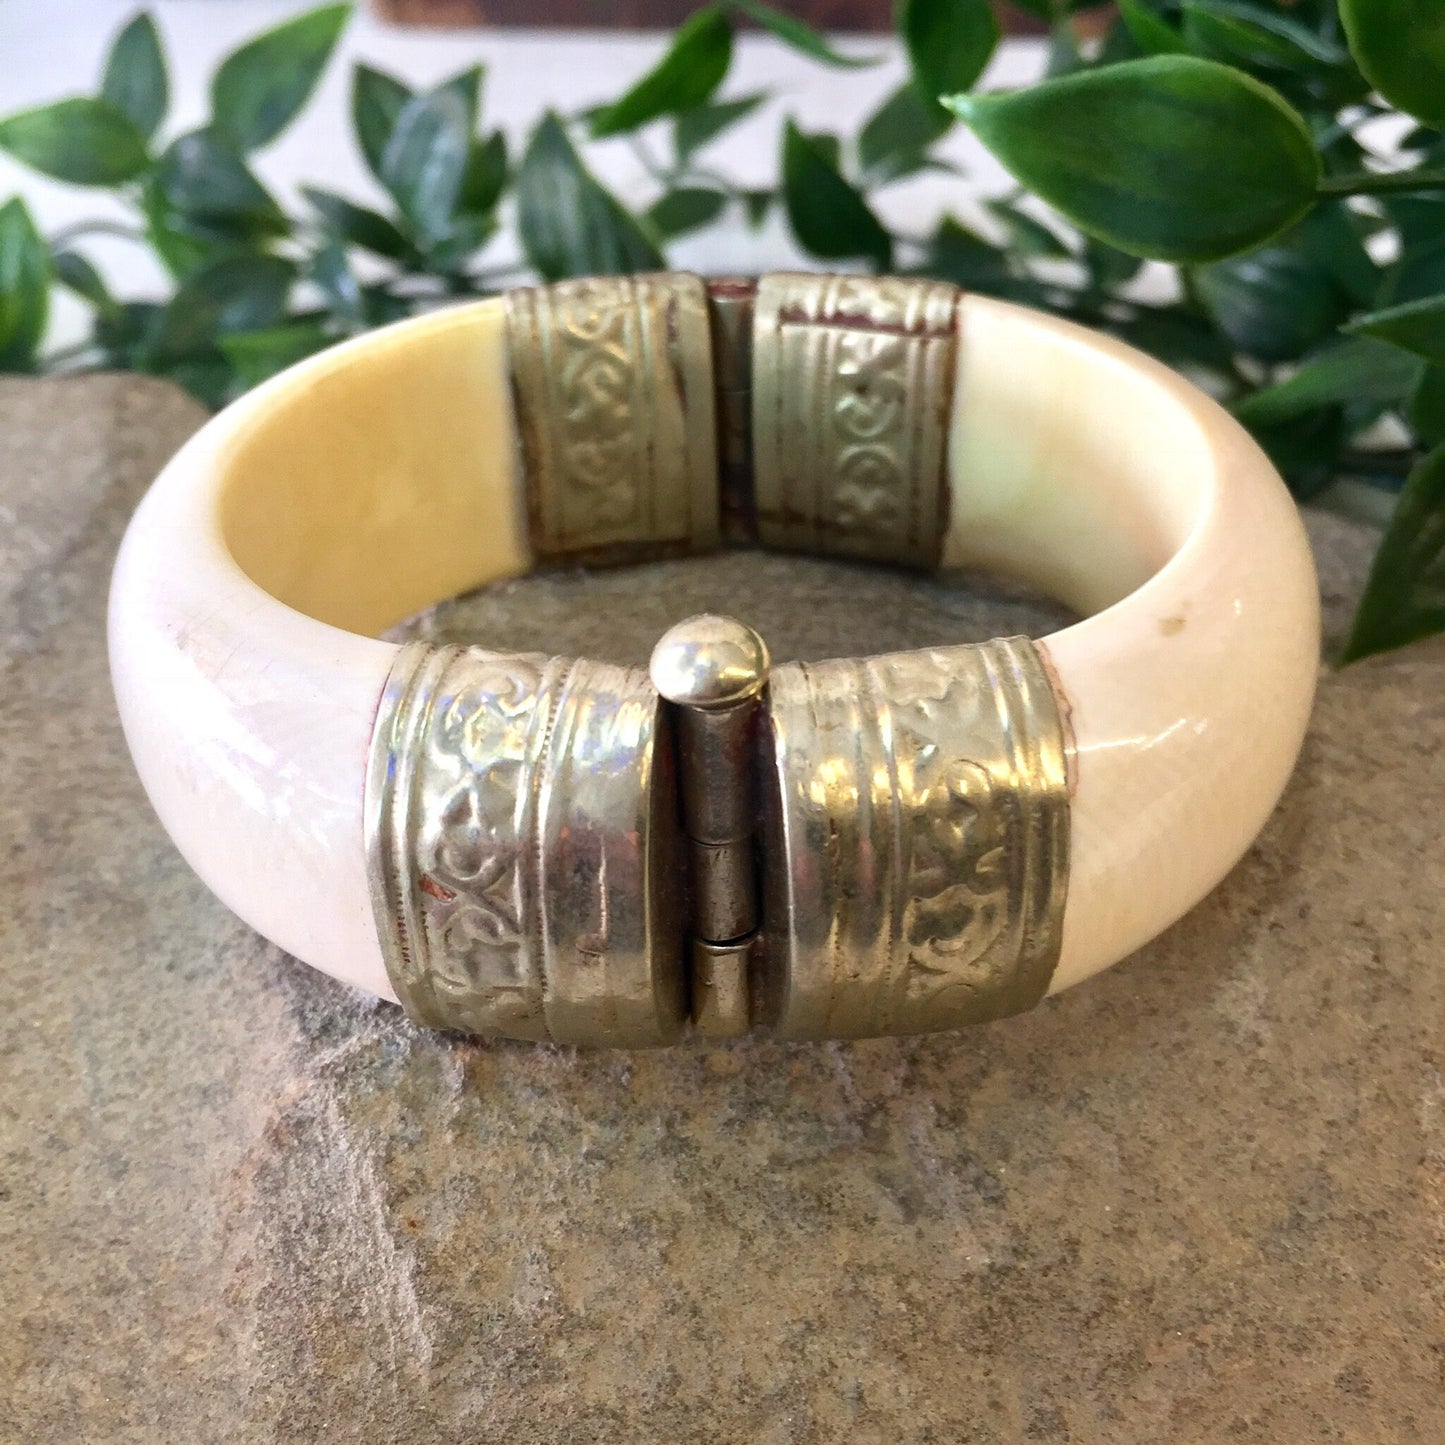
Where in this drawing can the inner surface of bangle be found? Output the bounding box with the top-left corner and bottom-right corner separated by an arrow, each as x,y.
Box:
213,282 -> 1214,641
386,551 -> 1077,670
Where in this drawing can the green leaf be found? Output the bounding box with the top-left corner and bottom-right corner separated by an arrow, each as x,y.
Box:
1392,194 -> 1445,253
1342,441 -> 1445,660
159,129 -> 284,226
591,5 -> 733,137
1196,247 -> 1351,362
898,0 -> 998,110
380,87 -> 472,245
211,2 -> 349,151
922,214 -> 1012,289
674,91 -> 768,159
93,300 -> 163,368
647,186 -> 727,239
0,98 -> 149,185
433,64 -> 484,135
985,201 -> 1071,259
1408,364 -> 1445,444
425,213 -> 498,272
1340,0 -> 1445,129
359,285 -> 412,330
1095,14 -> 1146,66
1233,336 -> 1423,426
1295,200 -> 1379,307
303,185 -> 412,259
220,315 -> 334,389
1384,196 -> 1445,304
141,181 -> 210,279
1404,364 -> 1445,442
1045,22 -> 1086,79
154,253 -> 295,358
945,56 -> 1321,262
1400,124 -> 1445,172
516,112 -> 663,280
1117,0 -> 1187,56
742,189 -> 773,227
352,64 -> 413,183
161,357 -> 237,409
781,119 -> 891,269
1183,0 -> 1360,86
52,250 -> 118,319
858,84 -> 950,180
101,13 -> 168,139
807,130 -> 843,173
0,199 -> 49,370
1346,292 -> 1445,364
866,152 -> 959,186
729,0 -> 874,67
308,242 -> 363,324
1250,405 -> 1347,499
459,131 -> 509,216
1084,237 -> 1144,290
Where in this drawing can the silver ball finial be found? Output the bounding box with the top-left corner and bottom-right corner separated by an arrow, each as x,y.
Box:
649,614 -> 770,710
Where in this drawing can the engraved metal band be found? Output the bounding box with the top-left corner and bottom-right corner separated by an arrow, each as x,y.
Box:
507,273 -> 720,565
366,635 -> 1069,1044
365,641 -> 686,1047
751,272 -> 959,569
759,637 -> 1069,1040
365,274 -> 1073,1046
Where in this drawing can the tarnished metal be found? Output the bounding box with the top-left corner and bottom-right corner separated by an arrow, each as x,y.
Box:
691,939 -> 753,1040
751,272 -> 959,569
366,630 -> 1072,1046
691,840 -> 756,942
507,273 -> 720,565
365,641 -> 686,1047
650,614 -> 770,1039
758,637 -> 1070,1040
706,277 -> 757,546
364,270 -> 1078,1048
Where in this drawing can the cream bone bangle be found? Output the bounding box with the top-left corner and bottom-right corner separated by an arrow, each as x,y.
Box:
108,273 -> 1320,1048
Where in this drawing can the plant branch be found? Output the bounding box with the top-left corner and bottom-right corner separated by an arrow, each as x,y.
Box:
1318,167 -> 1445,197
627,133 -> 674,187
47,219 -> 147,249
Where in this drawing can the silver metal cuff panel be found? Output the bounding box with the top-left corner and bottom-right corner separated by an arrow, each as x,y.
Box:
507,273 -> 721,565
366,641 -> 687,1047
758,637 -> 1069,1040
751,272 -> 959,569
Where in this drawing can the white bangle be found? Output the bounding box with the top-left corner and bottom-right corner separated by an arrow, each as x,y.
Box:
109,274 -> 1318,1046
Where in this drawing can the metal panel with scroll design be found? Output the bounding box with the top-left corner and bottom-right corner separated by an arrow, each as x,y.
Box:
759,636 -> 1070,1040
366,641 -> 687,1047
751,271 -> 959,570
507,273 -> 720,566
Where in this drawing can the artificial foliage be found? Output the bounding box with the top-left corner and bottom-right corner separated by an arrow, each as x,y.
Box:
1,0 -> 1443,660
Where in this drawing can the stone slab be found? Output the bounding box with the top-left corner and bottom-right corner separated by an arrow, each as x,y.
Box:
2,374 -> 1443,1442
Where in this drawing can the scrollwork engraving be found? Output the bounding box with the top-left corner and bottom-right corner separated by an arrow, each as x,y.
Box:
753,272 -> 959,568
507,274 -> 719,564
365,643 -> 686,1046
761,637 -> 1069,1039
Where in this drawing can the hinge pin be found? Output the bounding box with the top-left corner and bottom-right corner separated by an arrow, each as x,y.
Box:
650,614 -> 770,1039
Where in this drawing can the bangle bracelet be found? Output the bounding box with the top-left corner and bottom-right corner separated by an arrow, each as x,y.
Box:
109,273 -> 1319,1047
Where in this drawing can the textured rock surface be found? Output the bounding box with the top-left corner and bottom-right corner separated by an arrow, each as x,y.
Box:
2,373 -> 1443,1443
